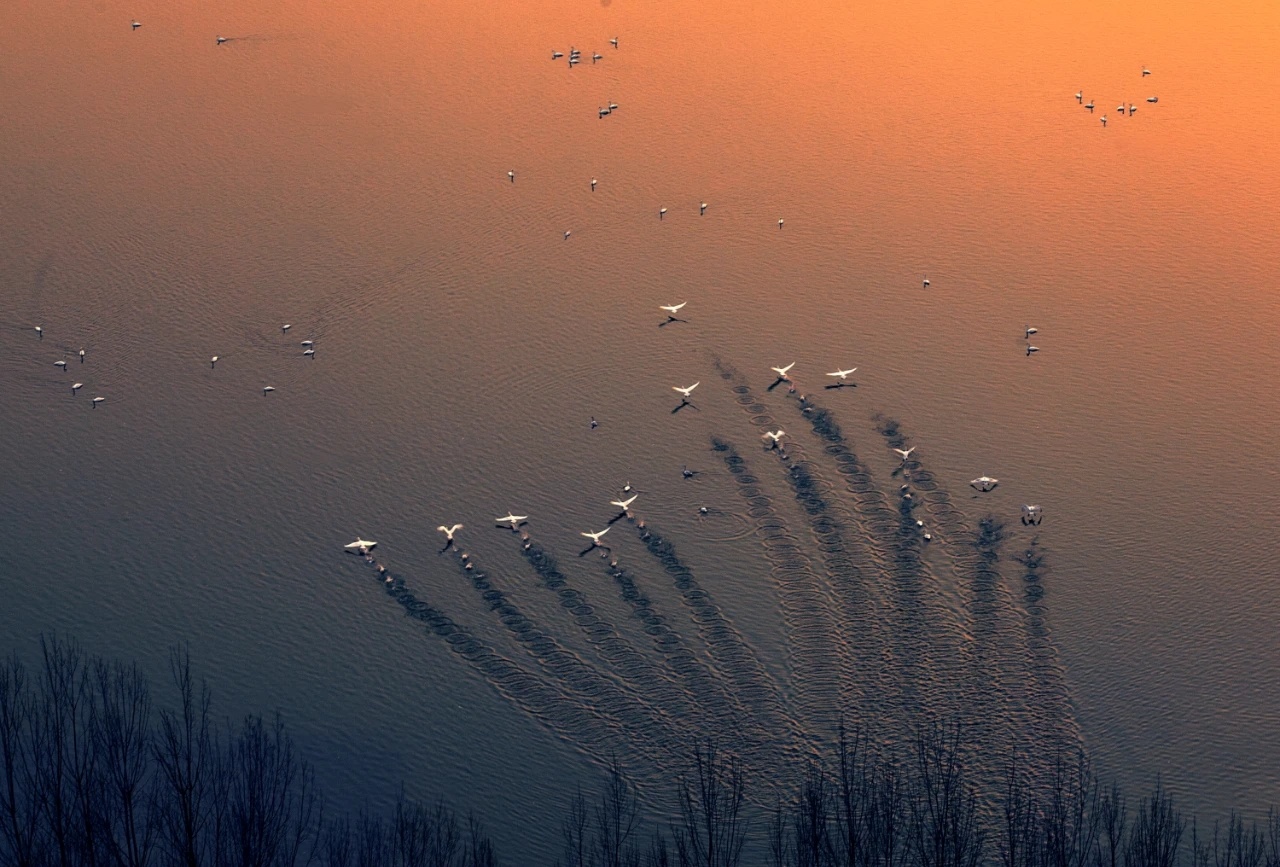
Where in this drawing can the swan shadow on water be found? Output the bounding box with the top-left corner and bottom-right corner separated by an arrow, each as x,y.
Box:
658,316 -> 687,328
824,382 -> 857,390
671,399 -> 699,414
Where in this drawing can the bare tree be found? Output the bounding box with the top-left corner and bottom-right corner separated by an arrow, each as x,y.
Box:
560,788 -> 590,867
1126,780 -> 1184,867
92,658 -> 157,867
673,743 -> 746,867
997,755 -> 1039,867
594,760 -> 639,867
0,654 -> 41,867
907,723 -> 984,867
1043,751 -> 1101,867
1096,782 -> 1128,867
793,762 -> 833,867
153,647 -> 220,867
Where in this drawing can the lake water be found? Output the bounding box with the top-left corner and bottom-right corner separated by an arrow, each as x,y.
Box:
2,0 -> 1278,858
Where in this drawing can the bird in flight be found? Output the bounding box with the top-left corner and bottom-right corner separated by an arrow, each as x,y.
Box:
894,447 -> 915,462
344,538 -> 377,554
610,495 -> 638,512
762,430 -> 786,447
970,476 -> 999,492
772,362 -> 795,380
581,528 -> 611,548
1021,505 -> 1043,526
673,382 -> 700,398
437,524 -> 463,545
826,368 -> 857,380
495,513 -> 528,530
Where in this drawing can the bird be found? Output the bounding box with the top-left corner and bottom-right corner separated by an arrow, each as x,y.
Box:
778,218 -> 784,230
608,101 -> 618,111
92,397 -> 105,408
610,37 -> 619,47
599,107 -> 611,118
1128,104 -> 1137,116
682,466 -> 698,479
35,326 -> 42,338
1021,505 -> 1043,526
1100,115 -> 1107,127
894,447 -> 916,462
659,207 -> 668,219
216,35 -> 227,44
508,170 -> 515,182
591,178 -> 597,191
437,524 -> 463,542
54,360 -> 67,370
262,386 -> 275,395
72,383 -> 83,393
1075,91 -> 1083,103
1025,325 -> 1038,338
581,528 -> 611,547
970,476 -> 999,492
673,382 -> 700,398
700,202 -> 707,215
495,513 -> 528,530
1146,96 -> 1158,103
592,53 -> 603,63
344,538 -> 377,554
661,302 -> 687,316
131,20 -> 141,29
563,230 -> 571,240
301,340 -> 314,346
1142,67 -> 1151,76
210,356 -> 218,368
1026,345 -> 1040,356
79,349 -> 86,363
762,430 -> 786,447
826,368 -> 857,380
303,349 -> 315,357
922,277 -> 930,288
771,362 -> 796,380
552,51 -> 564,59
569,57 -> 579,67
590,416 -> 598,428
1117,104 -> 1126,114
282,324 -> 292,333
611,494 -> 638,512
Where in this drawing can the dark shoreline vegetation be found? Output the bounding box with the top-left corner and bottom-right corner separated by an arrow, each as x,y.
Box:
3,640 -> 1278,867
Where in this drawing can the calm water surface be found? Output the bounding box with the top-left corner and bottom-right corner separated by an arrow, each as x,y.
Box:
2,0 -> 1279,858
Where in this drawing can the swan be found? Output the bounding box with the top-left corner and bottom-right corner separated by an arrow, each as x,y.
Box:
700,202 -> 707,214
826,368 -> 857,380
610,495 -> 638,511
344,538 -> 377,553
591,178 -> 597,190
673,382 -> 700,397
92,397 -> 105,407
54,360 -> 67,370
72,383 -> 83,393
970,476 -> 999,492
1021,505 -> 1043,525
922,277 -> 930,288
581,528 -> 611,546
262,385 -> 275,395
495,514 -> 528,529
661,302 -> 687,314
894,447 -> 916,462
437,524 -> 463,541
659,207 -> 667,219
211,356 -> 218,367
771,362 -> 795,379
